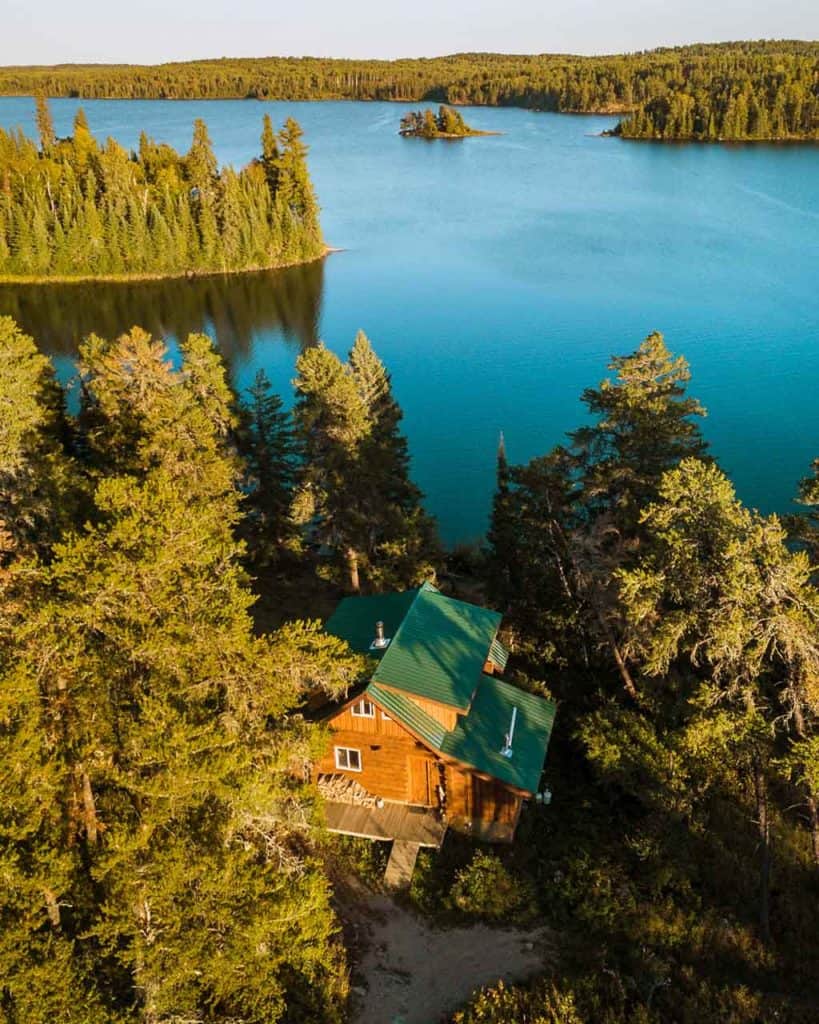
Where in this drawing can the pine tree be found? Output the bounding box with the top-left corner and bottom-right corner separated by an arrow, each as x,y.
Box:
618,458 -> 819,889
0,316 -> 78,563
238,369 -> 300,564
34,92 -> 55,152
2,326 -> 366,1022
0,321 -> 109,1022
792,457 -> 819,560
485,431 -> 513,607
275,118 -> 322,257
292,343 -> 370,591
185,117 -> 218,196
293,335 -> 439,592
261,112 -> 280,193
569,331 -> 708,533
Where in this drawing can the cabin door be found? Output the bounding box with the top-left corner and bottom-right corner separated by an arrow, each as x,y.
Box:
408,757 -> 433,806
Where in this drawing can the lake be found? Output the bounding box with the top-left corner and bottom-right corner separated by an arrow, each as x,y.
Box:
1,96 -> 818,544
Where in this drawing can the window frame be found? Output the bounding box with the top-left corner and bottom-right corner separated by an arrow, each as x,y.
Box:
350,699 -> 376,719
334,746 -> 362,772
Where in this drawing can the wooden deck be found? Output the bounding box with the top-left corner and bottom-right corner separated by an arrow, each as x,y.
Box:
323,800 -> 446,847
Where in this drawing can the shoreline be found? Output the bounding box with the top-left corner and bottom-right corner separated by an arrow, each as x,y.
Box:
600,128 -> 819,145
0,246 -> 338,287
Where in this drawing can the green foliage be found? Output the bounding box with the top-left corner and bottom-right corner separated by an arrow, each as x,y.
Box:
791,455 -> 819,561
0,101 -> 323,280
239,369 -> 301,564
452,978 -> 583,1024
0,320 -> 364,1023
319,834 -> 390,886
449,850 -> 536,922
399,105 -> 478,137
3,44 -> 818,140
485,332 -> 708,690
293,333 -> 440,591
0,315 -> 80,562
480,332 -> 819,1024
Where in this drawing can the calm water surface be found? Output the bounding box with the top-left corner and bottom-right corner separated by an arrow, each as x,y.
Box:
1,97 -> 818,543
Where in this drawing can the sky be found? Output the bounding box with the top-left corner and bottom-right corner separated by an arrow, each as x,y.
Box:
2,0 -> 819,66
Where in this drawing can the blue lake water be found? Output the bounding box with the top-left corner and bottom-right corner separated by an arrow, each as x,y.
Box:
1,96 -> 819,544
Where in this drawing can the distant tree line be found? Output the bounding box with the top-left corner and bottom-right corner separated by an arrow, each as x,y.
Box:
1,42 -> 819,140
0,98 -> 323,280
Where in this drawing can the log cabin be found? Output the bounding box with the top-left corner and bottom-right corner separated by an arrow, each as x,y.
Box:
314,582 -> 556,865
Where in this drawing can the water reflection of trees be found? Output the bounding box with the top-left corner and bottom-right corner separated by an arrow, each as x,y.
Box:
0,259 -> 325,360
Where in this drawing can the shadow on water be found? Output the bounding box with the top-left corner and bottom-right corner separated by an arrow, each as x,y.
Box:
0,259 -> 326,361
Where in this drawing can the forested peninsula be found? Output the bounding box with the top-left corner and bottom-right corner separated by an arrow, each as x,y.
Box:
2,41 -> 819,141
4,312 -> 819,1022
0,99 -> 322,281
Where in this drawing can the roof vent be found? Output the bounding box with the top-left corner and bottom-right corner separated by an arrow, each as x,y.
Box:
370,620 -> 391,651
500,706 -> 517,759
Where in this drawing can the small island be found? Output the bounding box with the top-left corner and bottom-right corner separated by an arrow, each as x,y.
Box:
399,105 -> 498,139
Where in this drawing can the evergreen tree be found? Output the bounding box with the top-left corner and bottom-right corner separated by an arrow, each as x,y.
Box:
792,456 -> 819,561
292,342 -> 370,591
569,331 -> 708,532
261,112 -> 280,192
2,326 -> 366,1022
485,333 -> 708,695
0,102 -> 324,280
348,331 -> 440,589
34,91 -> 54,152
185,117 -> 218,197
0,316 -> 78,563
293,335 -> 440,592
618,459 -> 819,898
239,369 -> 300,564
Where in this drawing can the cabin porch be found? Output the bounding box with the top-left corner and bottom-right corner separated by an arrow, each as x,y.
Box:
323,799 -> 446,847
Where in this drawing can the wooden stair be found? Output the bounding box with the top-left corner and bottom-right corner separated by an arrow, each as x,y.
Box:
383,839 -> 421,890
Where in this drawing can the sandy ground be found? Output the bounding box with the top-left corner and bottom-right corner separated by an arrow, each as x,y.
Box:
346,892 -> 552,1024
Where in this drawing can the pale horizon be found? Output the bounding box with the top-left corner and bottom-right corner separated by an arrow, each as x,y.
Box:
3,0 -> 819,67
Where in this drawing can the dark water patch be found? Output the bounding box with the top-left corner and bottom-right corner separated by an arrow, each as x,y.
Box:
0,260 -> 324,360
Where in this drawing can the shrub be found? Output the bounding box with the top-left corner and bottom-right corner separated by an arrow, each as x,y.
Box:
452,979 -> 583,1024
449,851 -> 536,922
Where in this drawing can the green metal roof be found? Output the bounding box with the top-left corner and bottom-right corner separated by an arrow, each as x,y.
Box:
324,589 -> 419,655
323,584 -> 556,793
372,583 -> 502,710
370,673 -> 555,794
441,677 -> 556,794
367,682 -> 447,749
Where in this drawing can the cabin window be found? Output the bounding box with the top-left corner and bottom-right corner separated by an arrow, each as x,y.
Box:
381,709 -> 391,721
335,746 -> 362,772
351,699 -> 375,718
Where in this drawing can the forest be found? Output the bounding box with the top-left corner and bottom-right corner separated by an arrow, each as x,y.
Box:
1,42 -> 819,140
3,312 -> 819,1022
0,99 -> 322,280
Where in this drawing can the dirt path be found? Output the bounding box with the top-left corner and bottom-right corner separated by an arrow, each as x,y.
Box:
347,893 -> 552,1024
